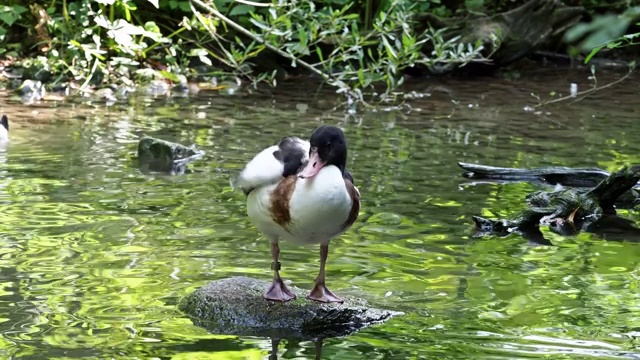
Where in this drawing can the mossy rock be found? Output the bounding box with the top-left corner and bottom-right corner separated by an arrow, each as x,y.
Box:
178,276 -> 402,340
137,136 -> 204,175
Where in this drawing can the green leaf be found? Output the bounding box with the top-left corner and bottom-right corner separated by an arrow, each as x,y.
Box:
179,1 -> 191,12
316,47 -> 324,62
381,36 -> 397,60
0,5 -> 27,26
465,0 -> 483,12
584,45 -> 603,64
213,0 -> 232,12
7,5 -> 28,15
229,4 -> 254,16
565,14 -> 630,51
249,18 -> 270,31
159,70 -> 181,82
0,13 -> 14,26
298,27 -> 307,48
144,21 -> 161,33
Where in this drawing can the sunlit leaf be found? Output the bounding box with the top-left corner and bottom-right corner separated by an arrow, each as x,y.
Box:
199,54 -> 212,66
248,18 -> 269,31
144,21 -> 160,34
159,70 -> 181,82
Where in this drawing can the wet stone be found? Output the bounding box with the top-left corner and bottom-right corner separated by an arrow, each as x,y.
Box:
178,276 -> 403,340
137,136 -> 204,175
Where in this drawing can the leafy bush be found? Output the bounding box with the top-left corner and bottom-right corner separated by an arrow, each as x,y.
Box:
0,0 -> 488,103
565,6 -> 640,63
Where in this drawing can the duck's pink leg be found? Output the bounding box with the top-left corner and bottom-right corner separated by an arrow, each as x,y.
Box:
307,243 -> 343,303
263,240 -> 296,302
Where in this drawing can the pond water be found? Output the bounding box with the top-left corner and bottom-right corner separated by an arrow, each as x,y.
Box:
0,66 -> 639,359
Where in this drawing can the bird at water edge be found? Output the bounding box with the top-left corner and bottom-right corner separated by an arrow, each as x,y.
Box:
232,125 -> 360,303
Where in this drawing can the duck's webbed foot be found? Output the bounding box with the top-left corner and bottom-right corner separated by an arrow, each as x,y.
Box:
263,260 -> 296,302
307,243 -> 343,303
264,277 -> 296,302
307,282 -> 343,303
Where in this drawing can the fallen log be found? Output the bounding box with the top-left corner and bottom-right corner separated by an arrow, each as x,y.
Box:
468,165 -> 640,244
458,161 -> 610,187
178,276 -> 402,340
458,162 -> 640,209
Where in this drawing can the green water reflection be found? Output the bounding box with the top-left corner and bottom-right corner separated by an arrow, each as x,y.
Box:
0,69 -> 638,359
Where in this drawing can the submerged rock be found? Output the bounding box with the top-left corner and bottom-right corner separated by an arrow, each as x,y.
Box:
17,79 -> 46,103
178,276 -> 402,340
137,136 -> 205,175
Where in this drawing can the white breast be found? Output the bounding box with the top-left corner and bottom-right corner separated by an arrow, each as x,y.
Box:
247,165 -> 353,245
0,127 -> 8,142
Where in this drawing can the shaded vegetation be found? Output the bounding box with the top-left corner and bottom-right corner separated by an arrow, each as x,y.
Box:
0,0 -> 639,104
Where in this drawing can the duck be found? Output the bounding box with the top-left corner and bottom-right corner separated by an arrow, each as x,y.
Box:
0,115 -> 8,142
232,125 -> 360,303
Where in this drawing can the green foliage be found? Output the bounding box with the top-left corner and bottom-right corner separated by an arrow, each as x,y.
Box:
197,0 -> 487,103
0,4 -> 27,46
0,0 -> 490,102
0,0 -> 213,88
565,6 -> 640,63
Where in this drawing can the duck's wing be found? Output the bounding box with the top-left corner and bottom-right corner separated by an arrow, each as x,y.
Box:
232,136 -> 310,195
343,170 -> 355,186
274,137 -> 310,177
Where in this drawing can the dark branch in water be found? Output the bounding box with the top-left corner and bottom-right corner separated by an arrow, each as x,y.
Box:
458,162 -> 640,209
462,163 -> 640,245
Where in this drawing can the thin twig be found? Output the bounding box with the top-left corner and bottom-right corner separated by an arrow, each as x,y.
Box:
232,0 -> 272,7
535,65 -> 635,108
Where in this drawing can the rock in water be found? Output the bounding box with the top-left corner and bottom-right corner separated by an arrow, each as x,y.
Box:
178,276 -> 402,340
137,136 -> 204,175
